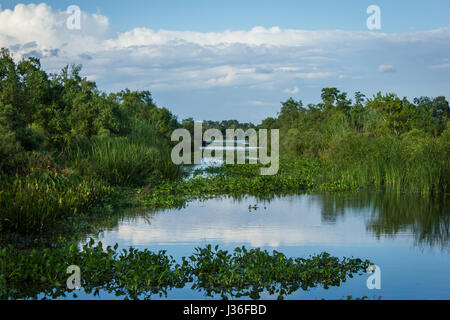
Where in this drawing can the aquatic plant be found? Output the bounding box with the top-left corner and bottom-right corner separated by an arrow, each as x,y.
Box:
188,245 -> 371,300
323,130 -> 449,194
0,242 -> 371,300
140,157 -> 321,209
0,171 -> 117,234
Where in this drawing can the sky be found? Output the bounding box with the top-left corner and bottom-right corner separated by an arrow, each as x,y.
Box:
0,1 -> 449,122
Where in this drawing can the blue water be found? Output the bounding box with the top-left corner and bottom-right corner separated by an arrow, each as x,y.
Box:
68,192 -> 450,300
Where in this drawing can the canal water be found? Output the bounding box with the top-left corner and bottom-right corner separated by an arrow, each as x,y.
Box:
68,139 -> 450,300
76,191 -> 449,300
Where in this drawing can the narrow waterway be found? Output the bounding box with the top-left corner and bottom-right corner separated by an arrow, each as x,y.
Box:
75,191 -> 449,299
68,140 -> 450,300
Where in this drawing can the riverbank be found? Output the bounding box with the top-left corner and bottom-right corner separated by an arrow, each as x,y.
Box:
2,155 -> 448,242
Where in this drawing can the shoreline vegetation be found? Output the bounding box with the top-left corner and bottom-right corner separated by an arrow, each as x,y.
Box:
0,50 -> 448,299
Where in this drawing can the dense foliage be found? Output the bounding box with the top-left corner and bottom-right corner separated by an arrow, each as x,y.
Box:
259,88 -> 450,194
0,49 -> 180,233
181,118 -> 256,136
0,48 -> 179,174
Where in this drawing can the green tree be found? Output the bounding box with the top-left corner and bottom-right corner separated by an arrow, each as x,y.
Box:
278,98 -> 303,128
366,92 -> 414,136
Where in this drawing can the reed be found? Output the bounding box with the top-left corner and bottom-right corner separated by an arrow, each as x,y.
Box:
323,130 -> 449,194
74,120 -> 180,186
0,171 -> 114,234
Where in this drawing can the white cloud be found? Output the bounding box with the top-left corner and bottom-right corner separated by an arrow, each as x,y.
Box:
0,3 -> 109,59
0,3 -> 449,111
90,195 -> 385,248
378,64 -> 397,73
431,63 -> 450,69
294,72 -> 333,79
248,100 -> 273,106
107,26 -> 450,48
431,59 -> 450,69
284,86 -> 299,95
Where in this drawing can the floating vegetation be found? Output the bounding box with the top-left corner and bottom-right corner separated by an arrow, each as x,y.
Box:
188,245 -> 371,300
0,242 -> 371,300
139,158 -> 322,210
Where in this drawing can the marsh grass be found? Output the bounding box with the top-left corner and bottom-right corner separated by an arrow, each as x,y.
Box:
0,120 -> 182,235
72,120 -> 180,186
323,130 -> 449,194
0,171 -> 115,234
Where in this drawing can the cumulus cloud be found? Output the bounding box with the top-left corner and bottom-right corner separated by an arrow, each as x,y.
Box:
0,3 -> 109,58
107,26 -> 450,48
0,3 -> 449,120
284,87 -> 299,95
378,64 -> 397,73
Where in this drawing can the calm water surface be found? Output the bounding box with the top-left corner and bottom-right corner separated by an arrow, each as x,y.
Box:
75,191 -> 449,300
67,142 -> 450,300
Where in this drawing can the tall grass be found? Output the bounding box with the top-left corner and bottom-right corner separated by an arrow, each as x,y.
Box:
0,171 -> 114,234
323,129 -> 449,194
73,120 -> 180,186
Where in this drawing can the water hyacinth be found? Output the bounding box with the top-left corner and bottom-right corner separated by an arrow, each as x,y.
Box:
0,242 -> 371,300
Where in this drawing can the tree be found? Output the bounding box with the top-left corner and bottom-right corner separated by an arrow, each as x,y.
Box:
112,89 -> 157,120
259,117 -> 278,129
354,91 -> 366,107
149,107 -> 179,140
278,98 -> 303,128
430,96 -> 449,136
366,92 -> 414,136
413,96 -> 449,136
320,88 -> 340,109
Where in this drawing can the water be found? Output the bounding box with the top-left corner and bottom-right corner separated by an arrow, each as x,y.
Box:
67,141 -> 450,300
78,191 -> 450,300
185,139 -> 259,177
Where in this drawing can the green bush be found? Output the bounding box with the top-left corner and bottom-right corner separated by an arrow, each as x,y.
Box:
0,129 -> 28,174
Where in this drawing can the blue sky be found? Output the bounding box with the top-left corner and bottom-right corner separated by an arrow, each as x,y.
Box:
0,1 -> 449,122
2,0 -> 450,32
